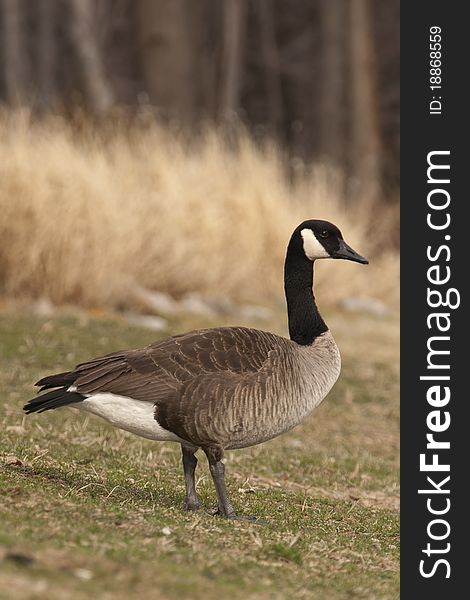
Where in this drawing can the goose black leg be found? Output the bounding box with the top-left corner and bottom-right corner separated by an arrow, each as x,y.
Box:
208,458 -> 236,517
204,445 -> 258,521
181,445 -> 201,511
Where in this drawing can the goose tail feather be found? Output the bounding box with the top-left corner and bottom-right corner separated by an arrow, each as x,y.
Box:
23,388 -> 85,414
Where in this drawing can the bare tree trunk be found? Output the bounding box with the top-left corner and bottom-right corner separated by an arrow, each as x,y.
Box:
37,0 -> 57,109
195,0 -> 219,120
219,0 -> 246,121
348,0 -> 381,201
136,0 -> 195,123
257,0 -> 283,136
2,0 -> 30,104
319,0 -> 344,170
69,0 -> 114,114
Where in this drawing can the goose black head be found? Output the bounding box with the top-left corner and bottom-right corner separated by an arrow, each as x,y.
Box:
296,219 -> 369,265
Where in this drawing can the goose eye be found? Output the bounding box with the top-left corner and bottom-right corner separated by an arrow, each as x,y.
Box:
319,230 -> 329,238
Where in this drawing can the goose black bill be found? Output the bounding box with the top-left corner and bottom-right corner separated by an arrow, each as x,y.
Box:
333,239 -> 369,264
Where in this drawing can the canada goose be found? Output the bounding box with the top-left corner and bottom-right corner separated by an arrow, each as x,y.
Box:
24,220 -> 368,519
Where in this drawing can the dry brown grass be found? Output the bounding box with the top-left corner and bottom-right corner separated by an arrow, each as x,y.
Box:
0,110 -> 399,310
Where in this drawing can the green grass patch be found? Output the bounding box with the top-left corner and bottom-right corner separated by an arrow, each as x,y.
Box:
0,311 -> 399,599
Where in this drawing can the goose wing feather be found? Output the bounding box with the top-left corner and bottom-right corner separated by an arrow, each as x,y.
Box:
37,326 -> 290,446
65,326 -> 287,406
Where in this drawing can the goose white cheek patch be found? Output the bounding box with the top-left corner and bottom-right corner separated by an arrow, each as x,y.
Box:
301,228 -> 330,260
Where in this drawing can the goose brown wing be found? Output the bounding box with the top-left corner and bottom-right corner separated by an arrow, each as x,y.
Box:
70,327 -> 286,405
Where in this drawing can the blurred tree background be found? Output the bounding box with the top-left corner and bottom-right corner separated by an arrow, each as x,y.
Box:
0,0 -> 399,202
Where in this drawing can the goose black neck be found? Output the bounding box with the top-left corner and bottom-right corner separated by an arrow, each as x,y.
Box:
284,239 -> 328,345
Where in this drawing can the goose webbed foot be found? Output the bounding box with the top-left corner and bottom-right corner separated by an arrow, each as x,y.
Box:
209,508 -> 260,522
184,498 -> 201,512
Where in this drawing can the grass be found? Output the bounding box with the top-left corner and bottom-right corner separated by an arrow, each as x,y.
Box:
0,110 -> 399,310
0,309 -> 399,599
